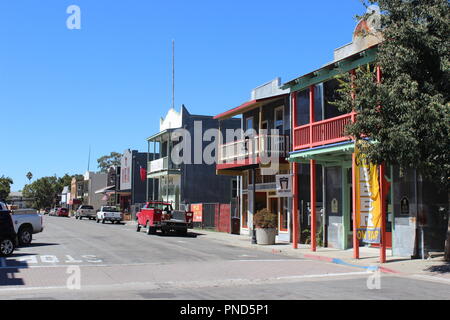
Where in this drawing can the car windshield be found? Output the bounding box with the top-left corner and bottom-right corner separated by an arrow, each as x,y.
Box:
82,206 -> 94,210
103,207 -> 119,212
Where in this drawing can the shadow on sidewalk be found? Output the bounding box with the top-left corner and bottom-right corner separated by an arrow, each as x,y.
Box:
425,263 -> 450,274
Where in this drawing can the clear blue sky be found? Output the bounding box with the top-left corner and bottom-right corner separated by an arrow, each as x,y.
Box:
1,0 -> 366,191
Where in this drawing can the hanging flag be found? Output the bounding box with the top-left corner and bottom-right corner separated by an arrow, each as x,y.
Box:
140,166 -> 147,182
355,144 -> 382,244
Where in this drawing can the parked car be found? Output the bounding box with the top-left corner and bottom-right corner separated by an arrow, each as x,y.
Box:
49,208 -> 59,216
96,206 -> 123,224
56,208 -> 69,217
75,205 -> 96,220
136,202 -> 193,236
9,207 -> 44,246
0,202 -> 17,256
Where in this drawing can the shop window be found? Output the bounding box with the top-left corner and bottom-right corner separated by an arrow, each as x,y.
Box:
324,79 -> 346,120
242,194 -> 248,229
280,198 -> 288,232
231,179 -> 238,198
296,89 -> 310,126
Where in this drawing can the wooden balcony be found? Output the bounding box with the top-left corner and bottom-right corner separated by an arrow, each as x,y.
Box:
293,112 -> 355,151
217,135 -> 289,169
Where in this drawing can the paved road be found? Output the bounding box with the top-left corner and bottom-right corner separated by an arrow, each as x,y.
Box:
0,216 -> 448,300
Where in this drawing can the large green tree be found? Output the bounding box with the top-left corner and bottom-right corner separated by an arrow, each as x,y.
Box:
0,176 -> 13,201
335,0 -> 449,186
22,174 -> 83,209
97,152 -> 121,173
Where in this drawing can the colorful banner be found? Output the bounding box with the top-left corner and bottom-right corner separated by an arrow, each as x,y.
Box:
355,147 -> 382,244
191,204 -> 203,223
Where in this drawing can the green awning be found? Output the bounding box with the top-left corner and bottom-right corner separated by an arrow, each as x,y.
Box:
288,141 -> 355,165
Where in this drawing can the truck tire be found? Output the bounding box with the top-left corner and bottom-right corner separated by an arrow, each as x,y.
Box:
147,226 -> 156,235
177,229 -> 188,236
18,226 -> 33,246
0,238 -> 15,257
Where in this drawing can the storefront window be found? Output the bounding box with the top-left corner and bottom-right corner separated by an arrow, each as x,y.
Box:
242,194 -> 248,228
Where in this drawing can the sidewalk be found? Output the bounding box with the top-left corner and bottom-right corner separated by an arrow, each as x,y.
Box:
192,228 -> 450,281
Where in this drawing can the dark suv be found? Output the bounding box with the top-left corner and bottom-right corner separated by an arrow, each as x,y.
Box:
0,202 -> 17,256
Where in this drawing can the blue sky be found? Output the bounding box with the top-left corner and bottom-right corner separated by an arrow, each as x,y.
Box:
1,0 -> 366,191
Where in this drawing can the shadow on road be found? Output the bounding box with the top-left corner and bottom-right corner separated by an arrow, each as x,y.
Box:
156,232 -> 205,239
0,257 -> 28,287
25,242 -> 59,248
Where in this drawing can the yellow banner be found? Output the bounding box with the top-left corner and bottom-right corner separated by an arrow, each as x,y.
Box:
355,146 -> 382,244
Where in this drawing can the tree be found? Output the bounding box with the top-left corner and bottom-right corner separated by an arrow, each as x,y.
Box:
0,176 -> 13,201
335,0 -> 449,185
334,0 -> 449,259
97,152 -> 121,173
22,174 -> 83,210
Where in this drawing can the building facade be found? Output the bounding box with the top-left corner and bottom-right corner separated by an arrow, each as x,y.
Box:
215,78 -> 292,241
147,105 -> 240,210
282,9 -> 448,258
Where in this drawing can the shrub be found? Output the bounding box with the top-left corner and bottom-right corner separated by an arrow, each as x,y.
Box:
253,208 -> 277,229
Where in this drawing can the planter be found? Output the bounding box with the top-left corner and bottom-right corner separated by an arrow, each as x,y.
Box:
255,228 -> 277,245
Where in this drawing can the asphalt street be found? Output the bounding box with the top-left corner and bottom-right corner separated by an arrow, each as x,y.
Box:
0,216 -> 448,300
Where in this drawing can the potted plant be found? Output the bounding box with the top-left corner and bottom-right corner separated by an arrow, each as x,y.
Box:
253,208 -> 278,245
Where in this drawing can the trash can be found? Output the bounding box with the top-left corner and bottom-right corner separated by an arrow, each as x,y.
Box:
231,217 -> 240,235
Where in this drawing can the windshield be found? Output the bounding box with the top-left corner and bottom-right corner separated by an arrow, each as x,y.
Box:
103,207 -> 119,212
81,206 -> 94,210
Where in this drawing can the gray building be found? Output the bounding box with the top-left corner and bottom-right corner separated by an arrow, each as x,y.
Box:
147,105 -> 241,210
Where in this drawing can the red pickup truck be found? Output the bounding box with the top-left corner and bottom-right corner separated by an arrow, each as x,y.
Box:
136,202 -> 193,236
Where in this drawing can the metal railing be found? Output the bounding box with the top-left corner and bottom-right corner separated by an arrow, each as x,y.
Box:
293,112 -> 355,150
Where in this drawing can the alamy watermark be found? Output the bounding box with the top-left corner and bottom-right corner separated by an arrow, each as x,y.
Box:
66,5 -> 81,30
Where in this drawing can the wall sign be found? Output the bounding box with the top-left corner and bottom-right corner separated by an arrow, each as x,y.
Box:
400,197 -> 410,215
331,198 -> 339,213
276,175 -> 292,197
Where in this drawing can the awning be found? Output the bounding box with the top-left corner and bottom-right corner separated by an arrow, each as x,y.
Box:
214,93 -> 288,120
288,141 -> 355,165
95,185 -> 116,194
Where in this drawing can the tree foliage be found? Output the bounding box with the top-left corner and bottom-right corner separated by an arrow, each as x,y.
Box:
0,176 -> 13,201
334,0 -> 450,188
22,174 -> 82,209
97,152 -> 121,173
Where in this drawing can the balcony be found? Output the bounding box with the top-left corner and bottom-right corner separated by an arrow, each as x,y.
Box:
148,157 -> 180,176
217,135 -> 289,168
293,112 -> 355,151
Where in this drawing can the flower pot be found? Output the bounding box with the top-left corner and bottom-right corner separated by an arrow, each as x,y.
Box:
255,228 -> 277,245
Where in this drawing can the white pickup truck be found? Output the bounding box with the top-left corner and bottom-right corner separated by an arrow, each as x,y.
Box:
2,203 -> 44,246
96,206 -> 123,224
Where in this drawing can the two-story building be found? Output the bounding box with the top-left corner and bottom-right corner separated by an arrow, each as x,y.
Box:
215,78 -> 292,241
283,9 -> 448,259
146,105 -> 240,210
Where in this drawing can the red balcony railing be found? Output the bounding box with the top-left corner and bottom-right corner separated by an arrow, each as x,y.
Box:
293,112 -> 356,151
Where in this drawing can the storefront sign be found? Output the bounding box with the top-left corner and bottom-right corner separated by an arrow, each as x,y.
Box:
120,150 -> 133,191
355,147 -> 382,244
191,204 -> 203,223
331,198 -> 339,213
400,197 -> 409,215
276,175 -> 292,197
